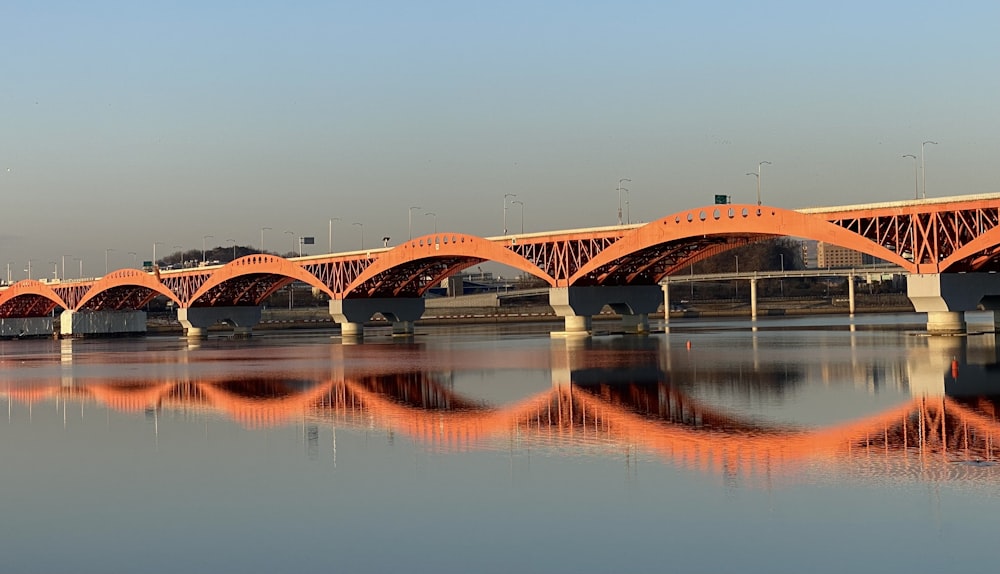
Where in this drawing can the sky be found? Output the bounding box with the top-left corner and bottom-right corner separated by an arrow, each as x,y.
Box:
2,0 -> 999,280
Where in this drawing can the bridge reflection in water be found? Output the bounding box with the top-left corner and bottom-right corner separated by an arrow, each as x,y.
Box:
5,333 -> 1000,486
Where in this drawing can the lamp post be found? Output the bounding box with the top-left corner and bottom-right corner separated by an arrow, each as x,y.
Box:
622,188 -> 630,224
202,235 -> 213,263
61,255 -> 70,281
104,249 -> 114,275
74,258 -> 83,279
902,154 -> 918,200
353,222 -> 364,249
6,262 -> 10,284
260,227 -> 271,253
26,259 -> 32,280
734,255 -> 739,298
128,251 -> 137,268
617,178 -> 631,225
172,246 -> 183,267
921,140 -> 938,199
750,161 -> 771,205
328,218 -> 341,252
511,200 -> 524,234
503,193 -> 517,234
408,206 -> 421,240
153,242 -> 163,267
425,212 -> 437,234
226,239 -> 236,261
49,261 -> 57,281
284,231 -> 295,256
779,253 -> 785,297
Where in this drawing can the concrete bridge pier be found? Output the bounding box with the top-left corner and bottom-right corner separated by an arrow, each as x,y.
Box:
329,298 -> 425,338
907,273 -> 1000,334
177,306 -> 262,339
59,310 -> 146,339
549,285 -> 662,336
1,317 -> 54,339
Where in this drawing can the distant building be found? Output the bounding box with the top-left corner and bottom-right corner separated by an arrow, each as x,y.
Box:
816,242 -> 865,268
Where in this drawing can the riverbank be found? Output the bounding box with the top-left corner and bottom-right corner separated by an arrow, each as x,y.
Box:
141,293 -> 914,334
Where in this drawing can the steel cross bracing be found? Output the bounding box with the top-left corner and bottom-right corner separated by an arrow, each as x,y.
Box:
813,199 -> 1000,273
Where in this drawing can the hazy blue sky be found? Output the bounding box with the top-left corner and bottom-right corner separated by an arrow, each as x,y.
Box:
2,1 -> 998,278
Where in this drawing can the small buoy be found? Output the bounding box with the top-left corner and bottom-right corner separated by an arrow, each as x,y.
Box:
686,340 -> 692,350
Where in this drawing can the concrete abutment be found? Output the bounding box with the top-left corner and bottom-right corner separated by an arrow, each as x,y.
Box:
550,286 -> 661,336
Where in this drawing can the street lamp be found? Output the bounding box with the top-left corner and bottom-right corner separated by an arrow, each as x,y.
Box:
511,200 -> 524,234
353,222 -> 364,249
25,259 -> 32,280
750,161 -> 771,206
328,218 -> 341,252
503,194 -> 517,235
49,261 -> 58,281
172,246 -> 183,267
260,227 -> 272,253
61,255 -> 70,280
408,206 -> 421,240
902,154 -> 918,200
226,239 -> 236,261
104,249 -> 114,274
153,242 -> 163,267
921,140 -> 938,199
617,178 -> 631,225
425,212 -> 437,234
202,235 -> 214,263
128,251 -> 137,268
73,258 -> 82,279
284,231 -> 295,256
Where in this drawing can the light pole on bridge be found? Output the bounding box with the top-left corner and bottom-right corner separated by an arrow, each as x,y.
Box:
104,249 -> 114,275
921,140 -> 938,199
328,218 -> 341,252
49,261 -> 57,281
128,252 -> 137,268
408,206 -> 421,240
749,161 -> 771,206
153,242 -> 164,267
284,231 -> 295,256
353,222 -> 364,249
226,239 -> 236,261
617,178 -> 630,225
202,235 -> 214,263
511,200 -> 524,234
425,212 -> 437,234
74,258 -> 83,279
260,227 -> 272,254
902,154 -> 918,200
503,193 -> 517,235
25,260 -> 32,281
61,255 -> 70,281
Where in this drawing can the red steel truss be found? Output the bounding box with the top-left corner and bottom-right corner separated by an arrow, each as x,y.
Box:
3,194 -> 1000,316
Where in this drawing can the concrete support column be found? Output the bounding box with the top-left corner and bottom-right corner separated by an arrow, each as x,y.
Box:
549,285 -> 662,337
848,274 -> 856,315
340,322 -> 364,338
177,306 -> 262,339
621,313 -> 649,333
60,309 -> 146,339
907,273 -> 1000,334
661,282 -> 670,326
926,311 -> 966,333
329,298 -> 425,339
749,278 -> 758,319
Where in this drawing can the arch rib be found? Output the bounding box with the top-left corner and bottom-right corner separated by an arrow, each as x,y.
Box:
344,234 -> 555,297
570,205 -> 914,285
75,269 -> 180,310
188,254 -> 333,306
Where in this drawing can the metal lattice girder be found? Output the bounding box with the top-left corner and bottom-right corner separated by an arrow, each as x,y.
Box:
4,194 -> 1000,317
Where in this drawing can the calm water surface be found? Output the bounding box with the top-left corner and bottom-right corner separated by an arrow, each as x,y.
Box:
2,314 -> 1000,574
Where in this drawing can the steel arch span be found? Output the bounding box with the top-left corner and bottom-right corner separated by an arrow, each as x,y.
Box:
0,280 -> 70,318
344,233 -> 554,298
75,269 -> 181,311
187,254 -> 334,307
570,204 -> 913,286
